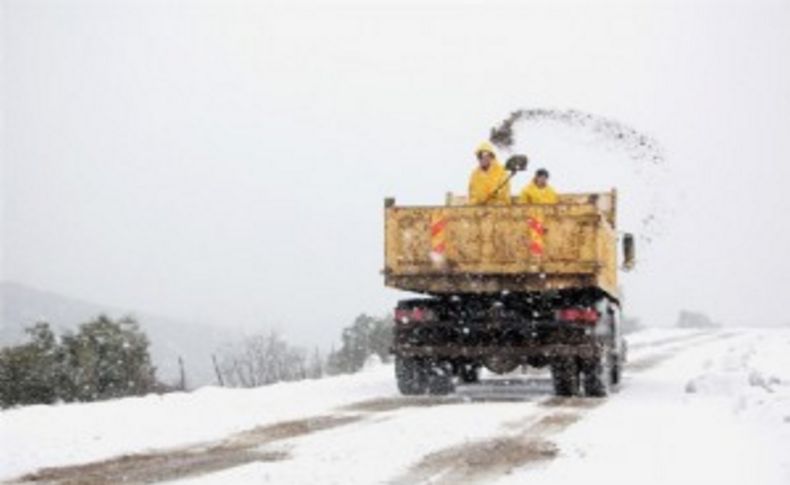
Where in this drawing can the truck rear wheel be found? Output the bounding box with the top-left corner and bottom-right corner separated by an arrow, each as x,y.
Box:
395,356 -> 428,395
582,349 -> 613,397
458,363 -> 481,384
426,360 -> 455,395
610,355 -> 622,388
551,357 -> 580,396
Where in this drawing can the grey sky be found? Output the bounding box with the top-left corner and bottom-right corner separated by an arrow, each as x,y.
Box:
3,0 -> 790,348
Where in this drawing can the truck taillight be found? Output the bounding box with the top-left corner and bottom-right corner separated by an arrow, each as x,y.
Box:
557,307 -> 599,324
395,307 -> 433,324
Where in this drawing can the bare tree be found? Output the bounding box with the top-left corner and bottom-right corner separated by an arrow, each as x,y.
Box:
217,331 -> 309,388
308,347 -> 324,379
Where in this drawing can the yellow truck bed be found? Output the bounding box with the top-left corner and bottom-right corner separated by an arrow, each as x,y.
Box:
384,191 -> 620,297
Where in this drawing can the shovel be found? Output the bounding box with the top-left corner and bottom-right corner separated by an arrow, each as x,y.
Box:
482,154 -> 529,204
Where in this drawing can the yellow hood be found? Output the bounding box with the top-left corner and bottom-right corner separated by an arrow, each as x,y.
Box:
474,140 -> 498,157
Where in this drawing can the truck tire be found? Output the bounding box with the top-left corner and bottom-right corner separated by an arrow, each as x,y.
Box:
395,356 -> 428,395
610,354 -> 622,388
551,357 -> 580,397
458,364 -> 480,384
426,360 -> 455,395
582,349 -> 613,397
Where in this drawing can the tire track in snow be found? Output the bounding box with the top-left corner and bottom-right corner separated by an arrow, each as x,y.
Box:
626,331 -> 738,372
10,415 -> 364,485
626,330 -> 709,351
340,386 -> 548,414
390,405 -> 600,485
340,396 -> 468,413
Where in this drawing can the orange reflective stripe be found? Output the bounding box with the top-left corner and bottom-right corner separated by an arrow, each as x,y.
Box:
527,216 -> 545,256
527,217 -> 545,235
431,218 -> 448,237
430,212 -> 448,255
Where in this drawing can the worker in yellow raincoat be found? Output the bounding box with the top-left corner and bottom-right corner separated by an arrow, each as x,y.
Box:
468,141 -> 511,205
519,168 -> 558,256
518,168 -> 559,205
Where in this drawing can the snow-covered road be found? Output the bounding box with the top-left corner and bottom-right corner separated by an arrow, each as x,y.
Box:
2,328 -> 789,484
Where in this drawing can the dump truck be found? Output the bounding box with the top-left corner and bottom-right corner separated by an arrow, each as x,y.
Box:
384,189 -> 635,397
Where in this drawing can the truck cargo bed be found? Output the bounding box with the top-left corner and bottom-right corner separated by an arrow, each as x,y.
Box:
383,191 -> 619,298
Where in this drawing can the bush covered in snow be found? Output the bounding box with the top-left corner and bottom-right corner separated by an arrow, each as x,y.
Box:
326,314 -> 392,374
0,315 -> 158,407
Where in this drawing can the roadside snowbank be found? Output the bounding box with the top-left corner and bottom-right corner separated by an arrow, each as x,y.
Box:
498,329 -> 790,485
0,363 -> 397,481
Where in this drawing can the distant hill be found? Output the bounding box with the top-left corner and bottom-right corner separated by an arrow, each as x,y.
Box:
0,282 -> 238,388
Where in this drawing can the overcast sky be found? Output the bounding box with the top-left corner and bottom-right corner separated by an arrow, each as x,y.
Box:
3,0 -> 789,348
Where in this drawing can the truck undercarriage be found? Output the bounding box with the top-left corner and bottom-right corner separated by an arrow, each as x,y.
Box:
392,288 -> 625,397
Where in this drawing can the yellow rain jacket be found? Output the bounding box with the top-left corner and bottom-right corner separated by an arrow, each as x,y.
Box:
519,182 -> 559,205
468,142 -> 511,206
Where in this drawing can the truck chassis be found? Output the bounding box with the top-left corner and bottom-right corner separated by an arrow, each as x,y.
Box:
392,288 -> 625,397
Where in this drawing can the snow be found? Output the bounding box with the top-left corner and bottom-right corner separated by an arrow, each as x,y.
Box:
169,402 -> 544,485
0,363 -> 398,481
2,328 -> 789,484
496,329 -> 790,485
